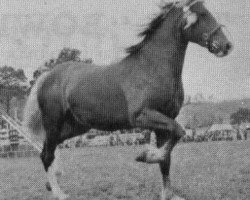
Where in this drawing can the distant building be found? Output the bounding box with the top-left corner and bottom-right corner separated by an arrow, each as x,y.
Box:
117,133 -> 144,145
207,124 -> 237,141
182,129 -> 195,142
239,122 -> 250,130
88,135 -> 111,147
185,129 -> 194,137
192,127 -> 210,142
195,127 -> 210,136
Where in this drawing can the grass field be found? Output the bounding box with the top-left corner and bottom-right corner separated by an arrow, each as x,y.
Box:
1,140 -> 250,200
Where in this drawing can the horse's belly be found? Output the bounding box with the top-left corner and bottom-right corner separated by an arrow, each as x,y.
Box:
90,100 -> 130,130
67,83 -> 130,131
71,101 -> 130,131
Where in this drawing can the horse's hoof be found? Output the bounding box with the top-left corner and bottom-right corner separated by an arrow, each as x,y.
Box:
46,181 -> 52,191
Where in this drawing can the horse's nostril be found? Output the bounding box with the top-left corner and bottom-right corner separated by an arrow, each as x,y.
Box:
226,42 -> 232,51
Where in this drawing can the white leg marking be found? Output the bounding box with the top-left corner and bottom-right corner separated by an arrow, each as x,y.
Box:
146,144 -> 166,163
54,148 -> 64,177
47,159 -> 69,200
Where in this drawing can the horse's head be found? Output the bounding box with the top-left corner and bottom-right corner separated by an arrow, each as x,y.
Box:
177,0 -> 233,57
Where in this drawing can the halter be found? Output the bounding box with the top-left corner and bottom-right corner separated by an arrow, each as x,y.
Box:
161,0 -> 225,51
182,0 -> 225,51
202,24 -> 225,52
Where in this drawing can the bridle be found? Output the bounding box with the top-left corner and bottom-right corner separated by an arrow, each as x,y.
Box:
161,0 -> 226,52
202,24 -> 225,52
181,0 -> 225,52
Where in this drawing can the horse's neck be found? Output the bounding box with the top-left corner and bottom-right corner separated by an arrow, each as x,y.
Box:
141,32 -> 188,78
124,27 -> 188,81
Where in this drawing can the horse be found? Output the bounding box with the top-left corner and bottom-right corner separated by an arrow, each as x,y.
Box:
23,0 -> 233,199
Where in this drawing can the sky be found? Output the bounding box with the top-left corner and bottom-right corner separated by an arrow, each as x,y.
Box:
0,0 -> 249,101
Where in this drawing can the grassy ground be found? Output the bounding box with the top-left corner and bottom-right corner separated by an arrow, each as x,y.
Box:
1,140 -> 250,200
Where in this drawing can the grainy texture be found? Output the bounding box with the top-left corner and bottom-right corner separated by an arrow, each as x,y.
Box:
0,1 -> 247,199
1,141 -> 250,200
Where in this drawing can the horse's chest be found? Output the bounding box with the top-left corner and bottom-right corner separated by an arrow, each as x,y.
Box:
165,94 -> 183,118
151,84 -> 184,118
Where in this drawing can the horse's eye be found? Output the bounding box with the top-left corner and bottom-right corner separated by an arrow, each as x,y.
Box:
200,13 -> 207,18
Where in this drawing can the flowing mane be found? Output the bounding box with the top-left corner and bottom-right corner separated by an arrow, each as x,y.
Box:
126,2 -> 176,55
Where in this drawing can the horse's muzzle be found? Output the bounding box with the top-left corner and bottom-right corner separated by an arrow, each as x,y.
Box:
209,41 -> 233,57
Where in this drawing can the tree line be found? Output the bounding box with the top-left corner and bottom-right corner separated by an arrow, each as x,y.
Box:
0,47 -> 92,115
184,106 -> 250,129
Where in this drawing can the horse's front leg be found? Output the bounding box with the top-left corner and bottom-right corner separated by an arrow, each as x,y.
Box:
134,108 -> 185,163
134,109 -> 186,200
155,130 -> 185,200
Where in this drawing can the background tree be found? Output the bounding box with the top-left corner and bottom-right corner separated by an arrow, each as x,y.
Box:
0,66 -> 28,114
185,112 -> 223,130
230,108 -> 250,125
56,47 -> 81,64
193,93 -> 205,103
30,47 -> 93,86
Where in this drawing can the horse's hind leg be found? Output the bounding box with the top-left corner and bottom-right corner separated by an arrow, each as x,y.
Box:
45,146 -> 63,184
41,141 -> 69,200
42,112 -> 90,199
40,123 -> 69,200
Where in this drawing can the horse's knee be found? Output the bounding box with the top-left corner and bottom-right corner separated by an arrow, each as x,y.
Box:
155,130 -> 182,148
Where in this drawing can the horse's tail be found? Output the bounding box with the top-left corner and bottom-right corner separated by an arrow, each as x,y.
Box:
23,72 -> 49,145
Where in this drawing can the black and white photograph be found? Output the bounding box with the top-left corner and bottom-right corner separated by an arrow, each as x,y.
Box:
0,0 -> 249,199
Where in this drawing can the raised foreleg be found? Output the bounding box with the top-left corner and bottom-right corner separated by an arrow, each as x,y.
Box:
134,109 -> 185,163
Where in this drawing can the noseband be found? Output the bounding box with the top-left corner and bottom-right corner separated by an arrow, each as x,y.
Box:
202,24 -> 225,52
182,1 -> 225,52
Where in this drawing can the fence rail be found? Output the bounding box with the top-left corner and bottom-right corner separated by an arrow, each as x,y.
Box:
0,104 -> 43,152
0,144 -> 39,158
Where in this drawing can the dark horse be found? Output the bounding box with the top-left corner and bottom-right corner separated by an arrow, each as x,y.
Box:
24,0 -> 233,199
